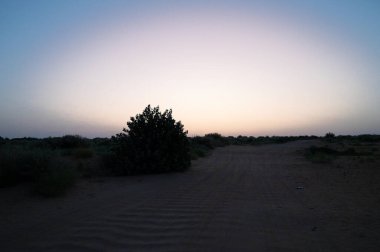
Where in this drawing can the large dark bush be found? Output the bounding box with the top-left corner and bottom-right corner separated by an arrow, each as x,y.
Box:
112,105 -> 190,175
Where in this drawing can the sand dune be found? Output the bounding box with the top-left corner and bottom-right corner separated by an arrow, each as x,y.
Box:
1,140 -> 379,251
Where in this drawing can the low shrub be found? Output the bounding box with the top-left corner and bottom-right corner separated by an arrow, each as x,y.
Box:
0,147 -> 52,187
33,161 -> 77,197
305,145 -> 373,163
190,136 -> 214,149
189,144 -> 210,160
0,146 -> 77,197
204,133 -> 229,147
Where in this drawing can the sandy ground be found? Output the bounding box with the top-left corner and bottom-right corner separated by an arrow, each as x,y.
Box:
1,140 -> 380,251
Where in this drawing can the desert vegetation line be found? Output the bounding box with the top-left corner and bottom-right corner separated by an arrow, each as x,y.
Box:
1,105 -> 380,197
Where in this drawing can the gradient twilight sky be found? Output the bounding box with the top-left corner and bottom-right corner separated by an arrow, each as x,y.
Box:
1,0 -> 379,138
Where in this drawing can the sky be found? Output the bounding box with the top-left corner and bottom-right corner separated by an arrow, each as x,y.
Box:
1,0 -> 379,138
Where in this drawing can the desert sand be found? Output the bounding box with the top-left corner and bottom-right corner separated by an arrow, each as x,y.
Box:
1,140 -> 379,251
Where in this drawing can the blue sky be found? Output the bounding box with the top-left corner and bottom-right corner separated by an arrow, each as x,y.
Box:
1,0 -> 379,138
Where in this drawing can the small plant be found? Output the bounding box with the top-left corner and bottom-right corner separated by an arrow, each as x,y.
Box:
325,132 -> 335,138
189,143 -> 209,160
188,135 -> 224,159
324,132 -> 335,143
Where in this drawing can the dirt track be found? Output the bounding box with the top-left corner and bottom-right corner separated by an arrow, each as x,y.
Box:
1,140 -> 379,251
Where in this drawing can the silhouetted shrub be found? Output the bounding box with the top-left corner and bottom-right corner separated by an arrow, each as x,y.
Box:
112,105 -> 190,175
324,132 -> 335,143
191,136 -> 214,149
204,133 -> 229,147
188,137 -> 212,160
325,132 -> 335,138
188,133 -> 230,159
189,145 -> 209,160
204,133 -> 222,139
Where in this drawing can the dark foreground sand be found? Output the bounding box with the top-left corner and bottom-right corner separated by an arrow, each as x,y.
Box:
1,140 -> 379,251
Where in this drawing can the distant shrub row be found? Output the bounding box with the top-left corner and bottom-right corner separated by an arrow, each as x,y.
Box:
2,105 -> 380,198
43,135 -> 90,149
